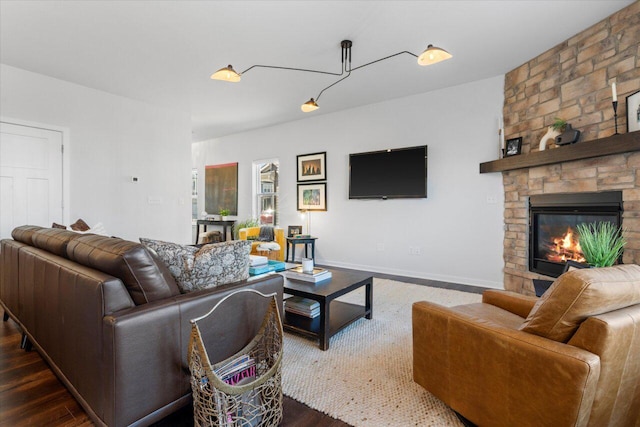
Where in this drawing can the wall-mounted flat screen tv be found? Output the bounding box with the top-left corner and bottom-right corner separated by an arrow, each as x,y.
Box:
349,145 -> 427,199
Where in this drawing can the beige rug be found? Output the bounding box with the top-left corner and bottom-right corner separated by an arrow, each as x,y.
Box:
282,278 -> 482,427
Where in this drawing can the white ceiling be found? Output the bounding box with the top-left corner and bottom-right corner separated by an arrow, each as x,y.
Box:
0,1 -> 633,142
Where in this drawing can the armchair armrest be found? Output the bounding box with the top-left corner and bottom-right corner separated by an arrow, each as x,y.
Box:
412,301 -> 600,427
274,228 -> 285,261
482,289 -> 538,318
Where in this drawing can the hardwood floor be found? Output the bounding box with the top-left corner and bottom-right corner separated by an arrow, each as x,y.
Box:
0,316 -> 92,426
0,315 -> 350,426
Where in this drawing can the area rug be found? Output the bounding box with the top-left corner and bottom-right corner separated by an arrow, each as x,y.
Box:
282,278 -> 482,427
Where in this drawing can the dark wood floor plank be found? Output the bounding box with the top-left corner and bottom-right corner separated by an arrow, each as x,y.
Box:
0,318 -> 94,427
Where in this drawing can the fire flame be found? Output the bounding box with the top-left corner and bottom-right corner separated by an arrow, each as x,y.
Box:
546,227 -> 586,263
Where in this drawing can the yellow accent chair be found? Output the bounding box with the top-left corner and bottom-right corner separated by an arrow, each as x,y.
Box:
238,227 -> 285,261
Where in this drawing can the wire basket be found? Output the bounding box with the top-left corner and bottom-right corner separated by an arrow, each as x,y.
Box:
188,290 -> 283,427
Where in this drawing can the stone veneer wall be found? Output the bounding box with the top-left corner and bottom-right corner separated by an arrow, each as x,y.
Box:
501,2 -> 640,295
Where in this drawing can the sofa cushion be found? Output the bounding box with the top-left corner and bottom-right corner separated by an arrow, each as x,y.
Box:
11,225 -> 46,245
32,228 -> 83,258
520,264 -> 640,342
67,234 -> 180,305
70,218 -> 90,232
140,238 -> 251,293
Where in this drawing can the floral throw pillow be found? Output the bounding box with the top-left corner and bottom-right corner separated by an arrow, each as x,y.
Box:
139,238 -> 251,293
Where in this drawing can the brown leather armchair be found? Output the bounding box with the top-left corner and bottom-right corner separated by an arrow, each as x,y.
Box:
412,264 -> 640,427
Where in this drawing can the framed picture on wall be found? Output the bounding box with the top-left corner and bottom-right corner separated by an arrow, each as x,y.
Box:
505,137 -> 522,157
297,183 -> 327,211
297,152 -> 326,182
204,162 -> 238,215
627,90 -> 640,133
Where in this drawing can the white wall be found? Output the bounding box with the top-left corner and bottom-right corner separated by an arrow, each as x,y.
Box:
193,75 -> 506,288
1,64 -> 192,243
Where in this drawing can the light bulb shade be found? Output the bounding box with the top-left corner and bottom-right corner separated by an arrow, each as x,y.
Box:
301,98 -> 319,113
211,65 -> 241,82
417,45 -> 452,66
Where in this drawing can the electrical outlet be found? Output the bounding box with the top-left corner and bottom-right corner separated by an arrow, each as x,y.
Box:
409,246 -> 421,255
377,243 -> 385,251
486,195 -> 498,204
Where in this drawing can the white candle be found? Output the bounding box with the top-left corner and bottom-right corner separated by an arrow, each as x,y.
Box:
612,83 -> 617,102
499,117 -> 505,149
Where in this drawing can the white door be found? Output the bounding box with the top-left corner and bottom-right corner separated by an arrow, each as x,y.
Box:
0,122 -> 63,239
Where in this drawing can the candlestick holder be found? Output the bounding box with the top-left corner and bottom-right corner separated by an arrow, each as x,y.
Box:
612,100 -> 619,135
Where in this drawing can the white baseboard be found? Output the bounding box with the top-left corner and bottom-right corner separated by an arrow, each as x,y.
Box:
316,258 -> 503,290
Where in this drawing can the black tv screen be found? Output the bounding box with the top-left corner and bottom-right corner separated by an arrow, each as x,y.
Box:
349,145 -> 427,199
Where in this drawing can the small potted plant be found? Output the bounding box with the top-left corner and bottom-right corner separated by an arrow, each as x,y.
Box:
576,222 -> 626,267
233,218 -> 260,239
551,117 -> 567,132
553,117 -> 581,146
539,117 -> 567,151
219,209 -> 230,221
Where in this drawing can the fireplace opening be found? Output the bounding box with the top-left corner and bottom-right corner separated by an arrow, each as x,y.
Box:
529,191 -> 622,277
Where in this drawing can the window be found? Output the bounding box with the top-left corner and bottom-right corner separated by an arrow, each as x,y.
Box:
254,160 -> 279,225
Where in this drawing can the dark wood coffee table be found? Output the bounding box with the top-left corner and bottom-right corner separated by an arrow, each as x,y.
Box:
282,269 -> 373,350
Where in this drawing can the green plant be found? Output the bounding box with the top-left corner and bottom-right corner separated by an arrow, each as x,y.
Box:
233,217 -> 260,239
551,117 -> 567,132
219,209 -> 230,217
576,222 -> 626,267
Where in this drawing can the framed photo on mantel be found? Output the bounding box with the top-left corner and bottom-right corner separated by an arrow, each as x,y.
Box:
627,90 -> 640,133
505,137 -> 522,157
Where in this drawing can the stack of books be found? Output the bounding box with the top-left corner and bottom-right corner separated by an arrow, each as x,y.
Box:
285,266 -> 332,283
285,296 -> 320,318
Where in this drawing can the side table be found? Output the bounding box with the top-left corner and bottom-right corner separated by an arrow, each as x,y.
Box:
285,236 -> 317,262
195,219 -> 236,244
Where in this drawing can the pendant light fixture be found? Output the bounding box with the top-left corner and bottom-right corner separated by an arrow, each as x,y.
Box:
417,44 -> 452,66
210,65 -> 242,82
301,98 -> 319,113
211,40 -> 452,112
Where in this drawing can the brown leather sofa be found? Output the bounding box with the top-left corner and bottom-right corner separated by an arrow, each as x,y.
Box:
0,225 -> 283,427
413,264 -> 640,427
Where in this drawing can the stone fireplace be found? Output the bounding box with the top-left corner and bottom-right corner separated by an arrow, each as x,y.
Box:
485,2 -> 640,295
528,191 -> 622,277
498,149 -> 640,295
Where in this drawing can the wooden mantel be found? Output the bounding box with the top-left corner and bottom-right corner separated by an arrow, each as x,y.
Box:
480,132 -> 640,174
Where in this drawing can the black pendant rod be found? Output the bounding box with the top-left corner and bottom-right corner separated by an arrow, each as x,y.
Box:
240,40 -> 353,77
314,43 -> 419,102
240,64 -> 344,77
316,40 -> 353,101
238,41 -> 423,105
351,50 -> 417,71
